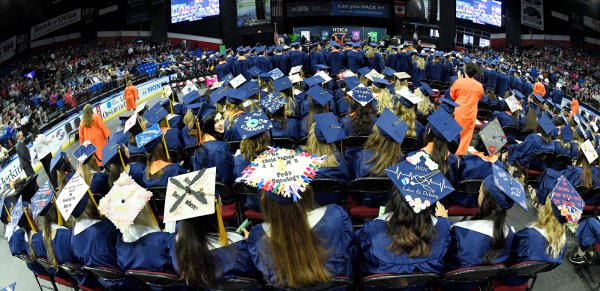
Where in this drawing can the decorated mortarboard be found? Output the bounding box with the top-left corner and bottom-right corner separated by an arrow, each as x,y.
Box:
561,125 -> 574,141
505,95 -> 522,112
314,64 -> 329,71
376,109 -> 409,144
50,151 -> 68,172
289,74 -> 303,84
307,85 -> 334,106
143,105 -> 168,125
247,66 -> 262,78
314,112 -> 347,144
123,113 -> 138,133
315,71 -> 333,84
229,74 -> 247,89
385,152 -> 454,213
479,118 -> 507,156
236,147 -> 326,204
98,172 -> 154,233
258,91 -> 288,113
419,82 -> 434,96
371,77 -> 389,88
366,70 -> 385,82
439,97 -> 460,114
383,67 -> 396,78
164,168 -> 217,223
0,283 -> 15,291
56,173 -> 91,219
339,70 -> 357,79
181,83 -> 198,96
273,76 -> 292,91
344,76 -> 361,90
235,110 -> 273,139
182,90 -> 201,105
135,101 -> 148,114
581,140 -> 598,163
289,65 -> 302,75
550,175 -> 584,228
394,72 -> 411,80
73,144 -> 97,164
135,123 -> 162,148
348,84 -> 375,106
31,181 -> 55,219
484,164 -> 528,210
537,114 -> 555,135
221,73 -> 234,86
428,109 -> 463,142
358,67 -> 371,77
304,75 -> 326,87
398,88 -> 422,108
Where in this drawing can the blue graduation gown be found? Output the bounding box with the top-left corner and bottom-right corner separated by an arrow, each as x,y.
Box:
289,51 -> 306,69
535,167 -> 581,204
445,220 -> 514,271
142,163 -> 187,188
551,89 -> 563,105
233,154 -> 261,211
247,204 -> 355,286
357,214 -> 451,276
167,114 -> 183,129
233,59 -> 251,79
309,51 -> 327,74
314,152 -> 350,205
90,172 -> 109,196
326,51 -> 345,76
193,140 -> 234,184
349,149 -> 393,207
397,52 -> 413,73
9,228 -> 48,275
486,69 -> 498,91
271,119 -> 300,141
508,134 -> 555,168
427,61 -> 443,81
497,73 -> 510,97
553,141 -> 579,160
386,53 -> 398,71
272,54 -> 291,74
168,232 -> 257,280
116,230 -> 176,274
366,54 -> 384,73
215,62 -> 233,81
412,65 -> 426,85
223,119 -> 241,142
454,155 -> 504,207
181,126 -> 198,148
52,228 -> 100,288
510,76 -> 522,91
163,128 -> 183,152
254,56 -> 273,72
576,218 -> 600,249
442,61 -> 455,83
129,162 -> 146,187
346,51 -> 363,73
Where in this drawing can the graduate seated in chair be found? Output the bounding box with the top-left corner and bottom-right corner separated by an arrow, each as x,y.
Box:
7,200 -> 49,277
259,80 -> 300,141
508,113 -> 556,170
571,217 -> 600,265
143,104 -> 183,153
74,143 -> 109,196
396,88 -> 426,146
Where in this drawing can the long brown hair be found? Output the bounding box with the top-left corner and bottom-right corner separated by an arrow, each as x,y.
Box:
385,189 -> 434,257
175,214 -> 220,285
240,132 -> 270,161
523,106 -> 538,131
424,131 -> 450,177
346,97 -> 373,136
260,187 -> 330,287
474,183 -> 508,265
80,155 -> 101,187
364,126 -> 403,176
82,104 -> 94,128
42,206 -> 63,269
301,123 -> 340,168
145,140 -> 170,179
577,151 -> 593,189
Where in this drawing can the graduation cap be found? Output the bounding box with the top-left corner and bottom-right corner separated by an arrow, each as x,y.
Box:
439,97 -> 460,114
383,68 -> 396,78
235,110 -> 273,139
358,67 -> 371,77
225,89 -> 247,105
73,144 -> 97,164
259,91 -> 288,114
164,167 -> 218,223
479,118 -> 507,156
376,109 -> 409,144
259,72 -> 271,81
560,125 -> 574,142
314,112 -> 347,144
182,90 -> 201,105
398,88 -> 422,108
236,147 -> 326,204
304,75 -> 326,87
433,51 -> 444,57
537,114 -> 555,135
329,41 -> 341,48
394,72 -> 411,80
56,173 -> 93,220
428,109 -> 462,142
209,86 -> 229,104
314,71 -> 333,84
369,42 -> 377,47
7,196 -> 25,230
532,93 -> 544,103
198,103 -> 216,121
135,101 -> 148,115
31,181 -> 55,219
385,154 -> 454,213
505,95 -> 522,112
291,42 -> 300,47
143,105 -> 168,125
98,172 -> 155,233
307,85 -> 333,106
50,151 -> 68,172
352,42 -> 362,48
348,84 -> 375,106
344,76 -> 361,91
365,70 -> 384,82
484,164 -> 528,210
314,64 -> 329,71
289,74 -> 303,84
581,140 -> 598,163
247,66 -> 262,78
550,175 -> 584,226
419,82 -> 434,97
371,77 -> 389,89
221,73 -> 234,86
289,65 -> 302,75
135,123 -> 163,148
102,138 -> 125,167
123,113 -> 138,134
273,76 -> 292,92
229,74 -> 247,89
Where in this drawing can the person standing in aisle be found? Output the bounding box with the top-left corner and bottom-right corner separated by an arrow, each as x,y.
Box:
124,80 -> 138,114
450,62 -> 484,155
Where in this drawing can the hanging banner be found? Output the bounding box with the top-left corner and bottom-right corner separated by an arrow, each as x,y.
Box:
521,0 -> 544,30
330,1 -> 391,18
31,9 -> 81,40
126,0 -> 151,26
0,36 -> 16,64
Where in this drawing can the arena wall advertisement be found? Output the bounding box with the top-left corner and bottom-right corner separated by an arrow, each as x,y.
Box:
31,9 -> 82,40
0,74 -> 176,187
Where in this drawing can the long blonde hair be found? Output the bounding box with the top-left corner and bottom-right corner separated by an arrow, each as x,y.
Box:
301,123 -> 339,168
80,155 -> 101,188
532,198 -> 566,258
396,105 -> 417,137
414,88 -> 433,116
394,79 -> 409,93
82,104 -> 94,128
416,57 -> 426,70
364,126 -> 403,175
240,132 -> 270,162
372,86 -> 394,115
365,47 -> 376,59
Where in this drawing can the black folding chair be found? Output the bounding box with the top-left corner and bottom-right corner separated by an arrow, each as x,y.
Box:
125,270 -> 184,289
16,254 -> 54,291
147,187 -> 167,224
37,258 -> 79,290
272,137 -> 296,149
342,136 -> 368,148
401,137 -> 422,155
60,263 -> 102,291
82,266 -> 129,287
271,276 -> 353,291
441,264 -> 506,290
517,152 -> 555,187
311,178 -> 347,207
495,261 -> 558,291
360,273 -> 439,290
447,179 -> 483,217
233,181 -> 264,221
347,177 -> 395,220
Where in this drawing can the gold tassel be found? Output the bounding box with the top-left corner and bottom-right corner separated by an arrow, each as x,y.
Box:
87,189 -> 98,209
215,196 -> 228,247
196,121 -> 202,145
169,101 -> 175,114
164,117 -> 171,129
24,211 -> 38,233
146,202 -> 159,228
52,196 -> 64,226
3,204 -> 10,221
117,147 -> 126,169
162,135 -> 171,160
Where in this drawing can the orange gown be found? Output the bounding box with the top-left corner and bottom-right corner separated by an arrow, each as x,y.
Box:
450,77 -> 484,155
79,114 -> 111,165
124,85 -> 139,110
570,99 -> 579,117
533,82 -> 546,97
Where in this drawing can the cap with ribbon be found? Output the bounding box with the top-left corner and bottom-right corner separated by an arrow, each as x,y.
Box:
314,112 -> 347,144
376,109 -> 409,144
73,144 -> 97,164
427,109 -> 463,142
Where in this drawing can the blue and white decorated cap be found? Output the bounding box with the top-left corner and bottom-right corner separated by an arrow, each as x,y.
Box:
50,151 -> 68,172
209,86 -> 229,104
419,82 -> 434,97
561,125 -> 574,141
371,77 -> 390,89
537,114 -> 555,135
9,196 -> 24,228
182,90 -> 201,105
135,123 -> 163,149
385,153 -> 454,213
307,85 -> 333,106
382,67 -> 396,78
376,108 -> 409,144
73,144 -> 97,164
427,109 -> 463,142
221,73 -> 234,86
197,103 -> 216,121
258,91 -> 288,114
550,175 -> 584,224
349,85 -> 375,106
483,164 -> 528,210
314,112 -> 347,144
31,181 -> 55,219
273,76 -> 293,92
234,110 -> 273,139
247,66 -> 262,78
398,88 -> 422,108
143,105 -> 168,125
343,76 -> 361,90
304,75 -> 326,87
512,90 -> 525,100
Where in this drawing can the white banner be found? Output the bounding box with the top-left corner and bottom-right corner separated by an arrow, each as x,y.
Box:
0,36 -> 16,64
0,74 -> 176,187
521,0 -> 544,30
31,9 -> 82,40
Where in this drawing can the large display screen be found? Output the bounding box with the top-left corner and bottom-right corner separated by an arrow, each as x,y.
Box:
237,0 -> 272,27
171,0 -> 220,24
456,0 -> 502,27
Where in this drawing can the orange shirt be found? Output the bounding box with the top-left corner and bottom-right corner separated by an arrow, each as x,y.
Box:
571,99 -> 579,117
533,82 -> 546,97
450,77 -> 484,121
124,85 -> 139,110
79,114 -> 110,164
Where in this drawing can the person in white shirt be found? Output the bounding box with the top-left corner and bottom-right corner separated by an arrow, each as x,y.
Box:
33,132 -> 54,187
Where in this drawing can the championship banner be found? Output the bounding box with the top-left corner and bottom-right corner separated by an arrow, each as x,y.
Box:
31,9 -> 82,40
521,0 -> 544,30
0,36 -> 16,64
